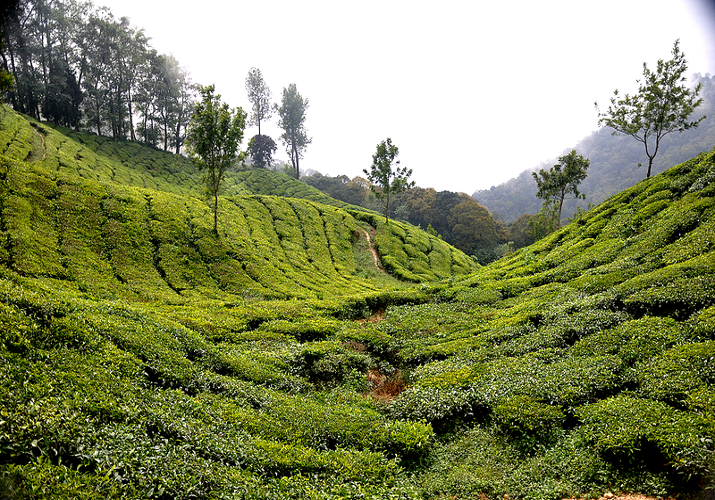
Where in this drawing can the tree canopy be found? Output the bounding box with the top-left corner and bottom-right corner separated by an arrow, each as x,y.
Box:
185,85 -> 246,233
1,0 -> 197,150
596,39 -> 705,178
277,83 -> 311,179
248,134 -> 277,168
363,138 -> 415,224
532,149 -> 590,230
245,67 -> 273,136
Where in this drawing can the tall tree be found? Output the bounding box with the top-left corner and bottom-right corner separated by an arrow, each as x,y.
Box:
532,149 -> 589,229
277,83 -> 310,178
170,64 -> 195,154
596,39 -> 705,178
363,138 -> 414,224
185,84 -> 246,233
245,67 -> 272,136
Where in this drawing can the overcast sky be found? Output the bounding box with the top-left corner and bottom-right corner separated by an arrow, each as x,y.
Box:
98,0 -> 715,193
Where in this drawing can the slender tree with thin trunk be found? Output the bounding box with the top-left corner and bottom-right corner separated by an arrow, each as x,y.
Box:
277,83 -> 311,179
532,149 -> 589,229
245,67 -> 272,136
185,84 -> 246,234
363,138 -> 415,224
596,40 -> 705,178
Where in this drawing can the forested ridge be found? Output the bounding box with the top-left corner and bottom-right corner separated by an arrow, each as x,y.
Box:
1,0 -> 197,150
0,102 -> 714,499
474,73 -> 715,224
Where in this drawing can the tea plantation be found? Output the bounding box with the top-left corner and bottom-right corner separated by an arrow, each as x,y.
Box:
0,106 -> 714,499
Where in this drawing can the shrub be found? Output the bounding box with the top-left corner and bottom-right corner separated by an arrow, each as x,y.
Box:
293,341 -> 373,385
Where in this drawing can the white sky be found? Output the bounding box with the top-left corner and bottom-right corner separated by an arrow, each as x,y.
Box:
98,0 -> 715,193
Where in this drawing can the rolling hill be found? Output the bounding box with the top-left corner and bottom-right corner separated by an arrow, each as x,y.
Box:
0,105 -> 714,499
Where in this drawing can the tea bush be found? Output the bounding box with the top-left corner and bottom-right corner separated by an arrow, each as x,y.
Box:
1,108 -> 714,498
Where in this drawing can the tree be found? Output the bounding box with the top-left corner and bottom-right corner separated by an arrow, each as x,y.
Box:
0,26 -> 15,99
363,138 -> 414,224
596,39 -> 705,178
532,149 -> 589,229
248,134 -> 277,168
185,84 -> 246,234
277,83 -> 310,178
245,67 -> 272,136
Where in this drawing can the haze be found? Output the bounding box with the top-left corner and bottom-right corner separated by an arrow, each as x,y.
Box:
98,0 -> 715,193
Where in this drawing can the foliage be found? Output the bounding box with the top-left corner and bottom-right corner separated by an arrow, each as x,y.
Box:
0,69 -> 12,95
248,133 -> 278,168
277,83 -> 311,179
475,74 -> 715,224
1,105 -> 715,498
596,40 -> 706,178
363,138 -> 415,225
185,84 -> 247,233
532,149 -> 590,230
245,67 -> 273,136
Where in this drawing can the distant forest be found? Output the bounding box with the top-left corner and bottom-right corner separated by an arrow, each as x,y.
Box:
1,0 -> 197,153
474,74 -> 715,223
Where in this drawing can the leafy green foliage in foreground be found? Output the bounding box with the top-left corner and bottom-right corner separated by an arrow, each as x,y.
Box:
1,106 -> 714,498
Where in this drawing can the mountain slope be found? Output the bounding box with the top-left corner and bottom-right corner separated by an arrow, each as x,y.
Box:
0,107 -> 476,297
474,73 -> 715,223
0,105 -> 713,499
47,119 -> 362,210
395,148 -> 715,497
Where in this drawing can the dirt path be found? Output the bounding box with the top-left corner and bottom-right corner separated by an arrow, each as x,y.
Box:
361,228 -> 381,269
30,123 -> 47,161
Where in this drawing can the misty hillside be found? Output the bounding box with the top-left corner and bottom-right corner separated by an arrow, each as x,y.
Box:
474,73 -> 715,223
0,104 -> 714,500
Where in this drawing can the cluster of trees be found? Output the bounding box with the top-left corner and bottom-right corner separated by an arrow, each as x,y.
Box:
1,0 -> 196,152
186,73 -> 312,232
245,68 -> 310,179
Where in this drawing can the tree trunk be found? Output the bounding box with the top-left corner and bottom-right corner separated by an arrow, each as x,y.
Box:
556,198 -> 564,229
385,195 -> 390,225
175,122 -> 181,154
213,191 -> 218,234
127,88 -> 136,141
293,142 -> 299,179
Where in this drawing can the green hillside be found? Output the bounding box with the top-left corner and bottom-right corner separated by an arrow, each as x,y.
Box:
39,118 -> 362,210
1,106 -> 714,499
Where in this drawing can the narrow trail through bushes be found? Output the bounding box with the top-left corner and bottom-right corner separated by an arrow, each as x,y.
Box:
30,123 -> 47,161
360,227 -> 382,270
